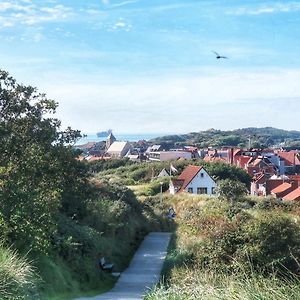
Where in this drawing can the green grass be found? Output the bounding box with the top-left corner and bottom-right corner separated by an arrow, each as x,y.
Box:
0,244 -> 39,300
44,284 -> 114,300
145,269 -> 300,300
145,194 -> 300,300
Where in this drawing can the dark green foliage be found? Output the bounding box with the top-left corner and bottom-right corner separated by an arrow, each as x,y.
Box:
150,127 -> 300,148
0,70 -> 170,299
241,213 -> 300,274
88,158 -> 133,173
216,179 -> 248,201
0,70 -> 81,253
177,198 -> 300,275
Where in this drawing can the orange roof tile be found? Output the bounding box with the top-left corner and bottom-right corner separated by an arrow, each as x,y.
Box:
177,165 -> 203,192
204,156 -> 226,162
271,182 -> 292,194
283,188 -> 300,201
277,152 -> 295,166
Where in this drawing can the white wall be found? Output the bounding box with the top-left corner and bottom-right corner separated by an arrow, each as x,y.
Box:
149,151 -> 192,161
185,169 -> 216,196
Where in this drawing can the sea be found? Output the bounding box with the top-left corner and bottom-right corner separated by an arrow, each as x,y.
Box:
76,133 -> 164,145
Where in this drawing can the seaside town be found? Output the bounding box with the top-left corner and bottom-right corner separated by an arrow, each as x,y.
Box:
2,0 -> 300,299
77,131 -> 300,201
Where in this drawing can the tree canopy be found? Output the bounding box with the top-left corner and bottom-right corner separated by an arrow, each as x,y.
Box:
0,70 -> 87,253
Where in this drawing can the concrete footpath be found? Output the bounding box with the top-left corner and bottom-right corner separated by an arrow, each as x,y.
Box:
74,232 -> 172,300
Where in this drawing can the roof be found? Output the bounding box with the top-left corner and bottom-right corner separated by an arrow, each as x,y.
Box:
107,141 -> 130,153
236,156 -> 252,168
177,165 -> 203,192
146,145 -> 161,153
288,175 -> 300,182
171,179 -> 184,190
76,142 -> 96,149
283,188 -> 300,201
85,156 -> 111,161
204,156 -> 226,163
277,152 -> 296,166
271,182 -> 292,194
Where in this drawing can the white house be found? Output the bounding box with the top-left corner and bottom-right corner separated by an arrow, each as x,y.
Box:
148,151 -> 192,162
157,168 -> 170,178
169,165 -> 216,195
106,141 -> 133,158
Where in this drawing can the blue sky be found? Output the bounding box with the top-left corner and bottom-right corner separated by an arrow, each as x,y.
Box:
1,0 -> 300,134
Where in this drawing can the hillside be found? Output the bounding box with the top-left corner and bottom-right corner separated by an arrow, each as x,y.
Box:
150,127 -> 300,149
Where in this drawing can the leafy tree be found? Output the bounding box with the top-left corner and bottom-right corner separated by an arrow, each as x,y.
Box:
0,70 -> 85,253
216,179 -> 248,202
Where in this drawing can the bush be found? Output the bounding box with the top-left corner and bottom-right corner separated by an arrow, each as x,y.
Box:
173,198 -> 300,275
240,213 -> 300,274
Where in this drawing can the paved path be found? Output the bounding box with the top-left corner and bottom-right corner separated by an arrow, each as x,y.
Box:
74,232 -> 172,300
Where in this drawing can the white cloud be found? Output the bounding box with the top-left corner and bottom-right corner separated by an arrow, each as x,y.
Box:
110,1 -> 139,8
0,2 -> 73,28
0,2 -> 32,12
34,68 -> 300,133
110,18 -> 132,31
230,3 -> 300,15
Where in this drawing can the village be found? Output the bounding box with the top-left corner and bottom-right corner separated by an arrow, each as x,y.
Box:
76,132 -> 300,202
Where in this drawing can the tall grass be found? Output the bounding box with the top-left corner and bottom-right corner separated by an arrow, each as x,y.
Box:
146,268 -> 300,300
145,194 -> 300,300
0,244 -> 39,300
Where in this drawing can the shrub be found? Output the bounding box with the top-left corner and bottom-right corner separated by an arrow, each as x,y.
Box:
216,179 -> 248,202
240,213 -> 300,274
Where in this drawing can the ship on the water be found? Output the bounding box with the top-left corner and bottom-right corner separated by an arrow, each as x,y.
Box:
96,129 -> 112,138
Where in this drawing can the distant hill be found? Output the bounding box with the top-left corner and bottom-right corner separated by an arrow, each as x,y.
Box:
150,127 -> 300,149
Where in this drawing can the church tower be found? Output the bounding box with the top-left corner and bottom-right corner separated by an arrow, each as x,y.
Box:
106,132 -> 116,150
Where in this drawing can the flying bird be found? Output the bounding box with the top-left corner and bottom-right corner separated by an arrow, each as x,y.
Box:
212,51 -> 228,59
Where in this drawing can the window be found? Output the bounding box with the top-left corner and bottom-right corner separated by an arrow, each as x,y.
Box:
188,187 -> 193,193
197,187 -> 207,194
200,173 -> 204,177
211,187 -> 215,194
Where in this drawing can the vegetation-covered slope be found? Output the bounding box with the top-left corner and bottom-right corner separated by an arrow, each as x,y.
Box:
150,127 -> 300,148
146,194 -> 300,300
0,70 -> 170,300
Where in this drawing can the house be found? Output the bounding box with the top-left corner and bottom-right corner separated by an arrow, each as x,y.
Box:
106,141 -> 133,158
277,151 -> 300,174
145,145 -> 162,156
270,181 -> 298,198
148,150 -> 192,162
251,172 -> 269,196
169,165 -> 216,195
246,156 -> 277,177
157,168 -> 170,178
283,188 -> 300,201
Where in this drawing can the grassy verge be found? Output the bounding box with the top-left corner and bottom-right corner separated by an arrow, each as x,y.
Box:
145,194 -> 300,300
146,269 -> 300,300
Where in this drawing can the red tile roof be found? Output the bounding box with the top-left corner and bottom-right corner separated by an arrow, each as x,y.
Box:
236,156 -> 252,168
271,182 -> 292,194
283,188 -> 300,201
204,156 -> 226,162
277,152 -> 296,166
177,165 -> 203,192
288,175 -> 300,182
